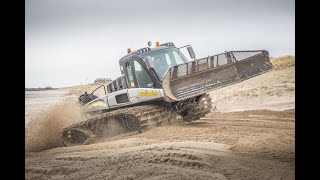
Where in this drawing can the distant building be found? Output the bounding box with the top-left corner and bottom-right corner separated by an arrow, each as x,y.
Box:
94,78 -> 112,84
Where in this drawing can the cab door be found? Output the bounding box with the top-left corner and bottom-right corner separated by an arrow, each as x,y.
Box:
127,59 -> 162,103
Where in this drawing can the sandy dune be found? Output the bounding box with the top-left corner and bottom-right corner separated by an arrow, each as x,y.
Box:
25,56 -> 295,179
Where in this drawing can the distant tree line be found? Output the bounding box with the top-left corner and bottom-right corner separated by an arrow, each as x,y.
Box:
94,78 -> 112,84
25,86 -> 58,91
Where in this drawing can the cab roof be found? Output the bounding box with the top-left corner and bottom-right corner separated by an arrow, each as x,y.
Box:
119,42 -> 176,63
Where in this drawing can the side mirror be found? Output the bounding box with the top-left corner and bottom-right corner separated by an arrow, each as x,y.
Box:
144,56 -> 155,69
187,46 -> 195,59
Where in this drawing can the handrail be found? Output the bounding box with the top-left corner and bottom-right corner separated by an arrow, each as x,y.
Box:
81,84 -> 107,103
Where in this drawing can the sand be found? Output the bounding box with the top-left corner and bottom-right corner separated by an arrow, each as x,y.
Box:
25,57 -> 295,179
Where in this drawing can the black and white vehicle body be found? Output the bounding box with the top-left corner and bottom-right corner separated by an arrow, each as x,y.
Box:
62,41 -> 273,146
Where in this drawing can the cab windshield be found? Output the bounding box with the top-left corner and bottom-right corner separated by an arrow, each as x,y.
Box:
143,48 -> 188,79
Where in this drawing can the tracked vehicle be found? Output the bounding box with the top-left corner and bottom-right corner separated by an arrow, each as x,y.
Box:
62,41 -> 273,146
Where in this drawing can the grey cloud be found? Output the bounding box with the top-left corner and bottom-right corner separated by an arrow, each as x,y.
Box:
25,0 -> 294,87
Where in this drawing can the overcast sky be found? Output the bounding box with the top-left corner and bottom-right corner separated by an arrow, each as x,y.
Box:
25,0 -> 295,88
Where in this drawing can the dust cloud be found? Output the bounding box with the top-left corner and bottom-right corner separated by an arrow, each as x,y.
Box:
25,102 -> 82,152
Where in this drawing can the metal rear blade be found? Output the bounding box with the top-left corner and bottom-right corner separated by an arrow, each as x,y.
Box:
162,50 -> 273,101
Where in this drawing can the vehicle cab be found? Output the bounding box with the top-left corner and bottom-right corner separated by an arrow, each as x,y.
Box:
107,42 -> 195,93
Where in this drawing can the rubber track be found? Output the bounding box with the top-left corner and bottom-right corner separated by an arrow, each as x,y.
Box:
62,104 -> 172,146
183,94 -> 212,122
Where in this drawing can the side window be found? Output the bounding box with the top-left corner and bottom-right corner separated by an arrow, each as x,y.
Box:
126,62 -> 135,88
133,61 -> 153,88
165,54 -> 172,65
